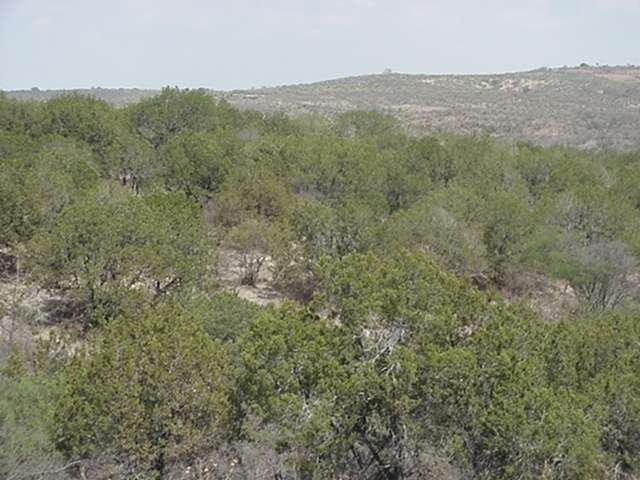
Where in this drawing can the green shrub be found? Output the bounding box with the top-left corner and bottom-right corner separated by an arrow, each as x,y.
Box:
0,354 -> 66,479
55,303 -> 233,477
27,191 -> 212,324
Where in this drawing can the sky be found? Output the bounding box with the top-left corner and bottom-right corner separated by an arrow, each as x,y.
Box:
1,0 -> 639,90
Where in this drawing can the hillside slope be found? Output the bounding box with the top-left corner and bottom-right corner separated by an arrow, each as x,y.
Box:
5,65 -> 640,149
221,65 -> 640,150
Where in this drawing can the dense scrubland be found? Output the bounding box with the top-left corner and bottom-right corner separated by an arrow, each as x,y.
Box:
0,89 -> 639,479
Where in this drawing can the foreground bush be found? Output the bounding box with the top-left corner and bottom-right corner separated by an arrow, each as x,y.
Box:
55,303 -> 233,478
0,356 -> 66,480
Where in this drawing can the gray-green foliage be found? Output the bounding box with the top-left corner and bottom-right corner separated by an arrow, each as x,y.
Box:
27,190 -> 212,323
0,352 -> 66,480
381,198 -> 488,276
223,218 -> 274,286
237,251 -> 613,479
0,137 -> 100,246
0,90 -> 639,479
55,303 -> 233,478
128,87 -> 239,148
191,292 -> 263,341
40,94 -> 120,160
159,129 -> 238,200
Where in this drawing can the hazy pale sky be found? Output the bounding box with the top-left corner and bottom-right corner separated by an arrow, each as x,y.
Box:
1,0 -> 639,90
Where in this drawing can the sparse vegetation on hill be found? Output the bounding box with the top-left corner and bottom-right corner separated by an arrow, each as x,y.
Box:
6,65 -> 640,150
220,65 -> 640,151
1,88 -> 639,479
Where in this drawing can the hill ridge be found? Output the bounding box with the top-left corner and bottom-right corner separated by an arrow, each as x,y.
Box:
5,65 -> 640,150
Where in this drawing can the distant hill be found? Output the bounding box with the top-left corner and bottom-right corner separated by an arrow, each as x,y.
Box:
5,87 -> 158,106
6,65 -> 640,150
